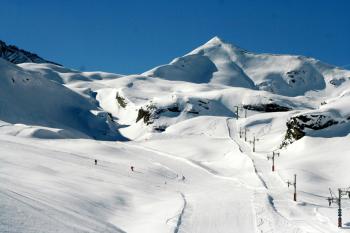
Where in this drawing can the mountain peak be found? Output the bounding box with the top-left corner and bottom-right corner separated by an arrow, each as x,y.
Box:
195,36 -> 245,54
206,36 -> 225,45
187,36 -> 228,55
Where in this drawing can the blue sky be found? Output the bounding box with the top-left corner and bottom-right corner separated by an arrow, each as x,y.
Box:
1,0 -> 350,74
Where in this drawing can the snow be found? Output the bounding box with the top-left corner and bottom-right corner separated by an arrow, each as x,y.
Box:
0,58 -> 123,141
146,36 -> 349,98
1,37 -> 350,232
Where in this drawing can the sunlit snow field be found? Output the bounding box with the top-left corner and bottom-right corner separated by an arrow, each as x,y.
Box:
1,37 -> 350,232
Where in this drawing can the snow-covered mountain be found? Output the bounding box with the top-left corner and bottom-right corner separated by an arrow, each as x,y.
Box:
1,38 -> 350,233
145,37 -> 349,97
0,40 -> 60,65
0,57 -> 125,140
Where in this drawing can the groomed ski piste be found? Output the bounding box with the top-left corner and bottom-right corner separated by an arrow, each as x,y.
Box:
1,37 -> 350,233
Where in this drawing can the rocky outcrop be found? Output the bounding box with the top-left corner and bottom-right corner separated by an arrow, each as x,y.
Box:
0,40 -> 60,65
329,77 -> 347,87
243,103 -> 291,112
116,92 -> 127,108
280,114 -> 339,147
135,99 -> 213,132
136,103 -> 181,125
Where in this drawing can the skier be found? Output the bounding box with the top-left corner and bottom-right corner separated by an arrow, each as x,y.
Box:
130,166 -> 134,172
182,175 -> 186,182
94,159 -> 97,165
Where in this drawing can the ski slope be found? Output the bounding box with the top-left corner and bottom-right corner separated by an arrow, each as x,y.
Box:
1,115 -> 349,232
0,119 -> 257,233
1,37 -> 350,232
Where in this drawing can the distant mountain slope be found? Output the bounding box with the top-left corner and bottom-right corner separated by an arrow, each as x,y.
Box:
145,37 -> 350,97
0,36 -> 349,142
0,58 -> 122,140
18,62 -> 123,84
143,37 -> 255,89
0,40 -> 60,65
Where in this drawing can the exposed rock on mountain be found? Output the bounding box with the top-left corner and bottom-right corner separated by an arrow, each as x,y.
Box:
0,40 -> 60,65
243,103 -> 291,112
281,113 -> 339,147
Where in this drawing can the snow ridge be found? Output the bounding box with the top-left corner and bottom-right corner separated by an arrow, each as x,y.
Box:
0,40 -> 60,65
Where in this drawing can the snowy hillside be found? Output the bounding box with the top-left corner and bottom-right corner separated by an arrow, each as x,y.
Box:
145,37 -> 350,97
0,58 -> 123,140
1,37 -> 350,233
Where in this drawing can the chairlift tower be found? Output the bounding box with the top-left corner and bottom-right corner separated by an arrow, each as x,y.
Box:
286,174 -> 297,201
234,105 -> 247,119
249,135 -> 259,152
267,150 -> 280,172
327,187 -> 350,227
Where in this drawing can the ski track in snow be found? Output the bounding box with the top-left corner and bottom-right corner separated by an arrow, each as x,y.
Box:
164,192 -> 187,233
226,118 -> 268,189
226,118 -> 281,232
226,117 -> 302,233
173,192 -> 186,233
226,117 -> 343,233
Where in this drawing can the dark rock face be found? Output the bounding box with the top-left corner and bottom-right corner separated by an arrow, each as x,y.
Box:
116,92 -> 127,108
286,70 -> 306,85
135,99 -> 212,131
136,106 -> 154,125
243,103 -> 291,112
167,104 -> 181,113
280,117 -> 306,148
136,103 -> 181,125
329,78 -> 346,87
280,114 -> 339,147
153,125 -> 167,132
0,40 -> 60,65
295,114 -> 338,130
